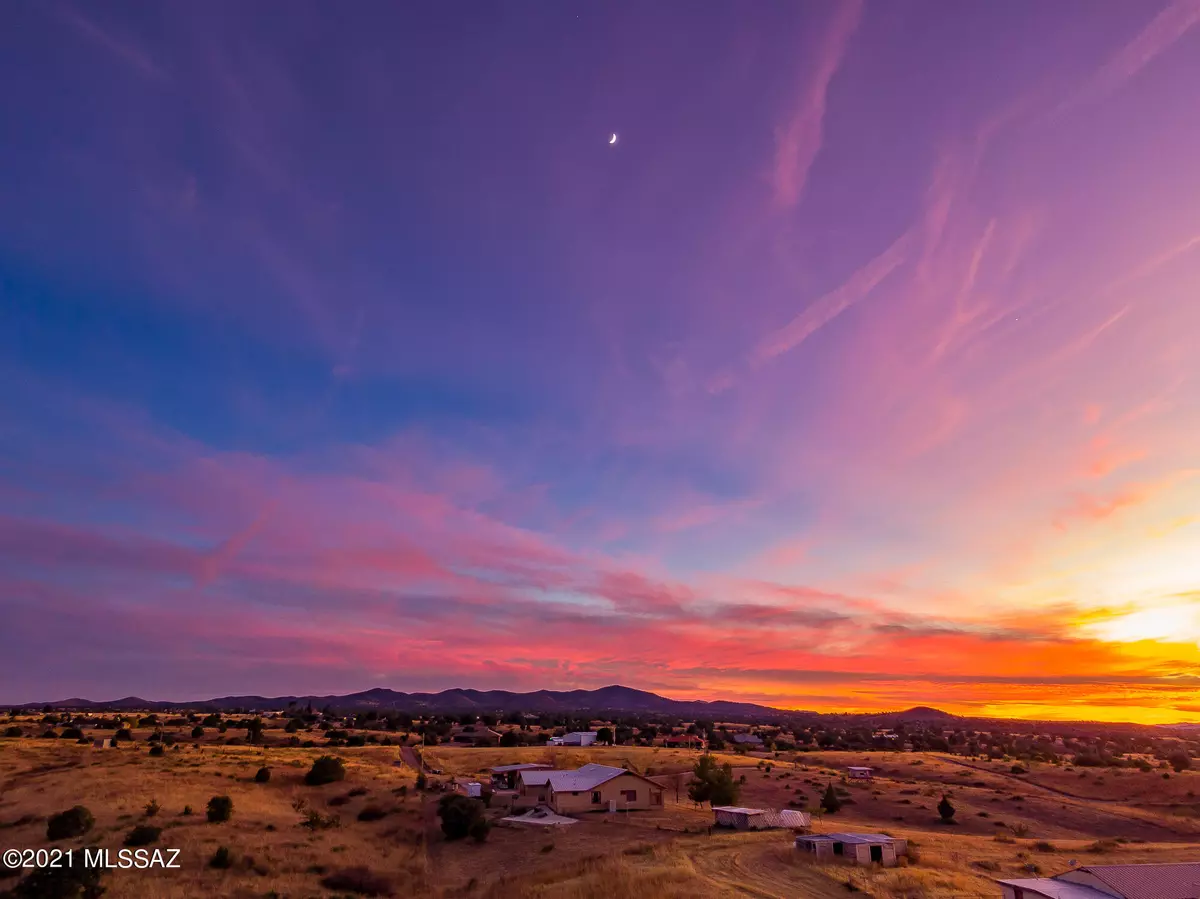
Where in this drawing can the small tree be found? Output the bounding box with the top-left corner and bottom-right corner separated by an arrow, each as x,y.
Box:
597,727 -> 614,745
499,730 -> 519,747
191,726 -> 204,739
938,794 -> 955,822
206,795 -> 234,823
688,755 -> 739,806
305,755 -> 346,786
820,782 -> 841,814
437,794 -> 486,841
254,767 -> 271,783
1169,751 -> 1192,773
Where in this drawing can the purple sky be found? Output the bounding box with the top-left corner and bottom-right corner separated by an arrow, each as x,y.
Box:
2,1 -> 1200,721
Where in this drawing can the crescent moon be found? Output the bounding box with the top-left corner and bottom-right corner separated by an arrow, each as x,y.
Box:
609,133 -> 618,145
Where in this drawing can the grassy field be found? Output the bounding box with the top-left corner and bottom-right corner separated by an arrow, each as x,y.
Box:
4,729 -> 1200,898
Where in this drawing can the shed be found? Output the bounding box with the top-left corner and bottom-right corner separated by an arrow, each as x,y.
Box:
847,766 -> 873,780
714,806 -> 811,830
795,832 -> 906,867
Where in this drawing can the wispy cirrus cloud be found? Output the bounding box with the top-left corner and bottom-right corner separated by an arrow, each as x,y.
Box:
772,0 -> 863,208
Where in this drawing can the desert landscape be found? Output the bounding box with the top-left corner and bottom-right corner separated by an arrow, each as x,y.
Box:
2,704 -> 1198,898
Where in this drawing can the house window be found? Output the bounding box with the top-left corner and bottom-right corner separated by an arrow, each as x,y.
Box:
592,791 -> 601,804
622,790 -> 637,802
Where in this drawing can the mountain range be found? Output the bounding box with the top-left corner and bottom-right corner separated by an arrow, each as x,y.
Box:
24,685 -> 800,718
19,685 -> 968,722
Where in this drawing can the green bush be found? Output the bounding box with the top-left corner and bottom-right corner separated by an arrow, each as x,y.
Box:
357,805 -> 388,822
114,728 -> 133,742
144,799 -> 160,817
254,767 -> 271,783
191,726 -> 204,739
46,806 -> 95,841
4,726 -> 22,738
206,796 -> 233,823
437,795 -> 486,841
305,756 -> 346,786
60,727 -> 84,740
209,846 -> 232,869
124,824 -> 161,847
148,744 -> 164,757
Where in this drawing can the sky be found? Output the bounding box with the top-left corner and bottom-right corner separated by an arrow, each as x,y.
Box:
2,1 -> 1199,723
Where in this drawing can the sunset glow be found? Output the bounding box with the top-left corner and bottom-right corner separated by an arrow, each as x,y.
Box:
2,2 -> 1199,723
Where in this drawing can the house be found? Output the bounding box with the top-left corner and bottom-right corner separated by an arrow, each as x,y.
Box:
847,766 -> 873,780
664,734 -> 706,748
489,763 -> 551,790
997,863 -> 1200,899
549,731 -> 597,746
449,725 -> 502,745
544,763 -> 664,814
515,767 -> 557,808
732,733 -> 763,747
795,833 -> 907,867
713,806 -> 810,830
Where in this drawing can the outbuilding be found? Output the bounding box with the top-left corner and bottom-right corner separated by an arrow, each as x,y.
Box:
714,806 -> 810,830
795,832 -> 906,867
847,766 -> 873,780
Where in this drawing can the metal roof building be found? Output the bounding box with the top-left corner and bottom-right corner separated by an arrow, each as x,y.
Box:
998,863 -> 1200,899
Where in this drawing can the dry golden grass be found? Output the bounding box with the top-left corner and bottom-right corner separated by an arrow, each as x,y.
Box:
0,735 -> 426,898
421,744 -> 750,777
4,734 -> 1199,898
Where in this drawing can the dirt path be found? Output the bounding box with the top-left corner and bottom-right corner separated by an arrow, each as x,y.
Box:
936,756 -> 1199,840
399,744 -> 423,772
683,835 -> 850,898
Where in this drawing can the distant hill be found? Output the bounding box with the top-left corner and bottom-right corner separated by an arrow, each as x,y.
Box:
19,684 -> 810,720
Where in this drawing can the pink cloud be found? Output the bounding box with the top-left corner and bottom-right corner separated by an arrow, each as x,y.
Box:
771,0 -> 863,208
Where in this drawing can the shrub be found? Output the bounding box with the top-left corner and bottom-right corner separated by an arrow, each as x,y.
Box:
209,846 -> 232,869
3,726 -> 21,738
182,805 -> 193,816
301,809 -> 340,831
254,767 -> 271,783
206,796 -> 233,823
191,727 -> 204,739
320,867 -> 394,896
415,772 -> 427,790
1034,841 -> 1056,852
357,805 -> 388,822
937,794 -> 955,822
305,756 -> 346,786
1010,823 -> 1030,837
1011,765 -> 1027,774
284,719 -> 301,733
61,727 -> 84,740
41,729 -> 59,739
114,728 -> 133,742
2,862 -> 105,899
469,817 -> 491,843
437,795 -> 486,841
144,799 -> 160,817
148,744 -> 164,757
1169,751 -> 1191,773
124,824 -> 161,847
46,806 -> 95,841
348,786 -> 368,797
